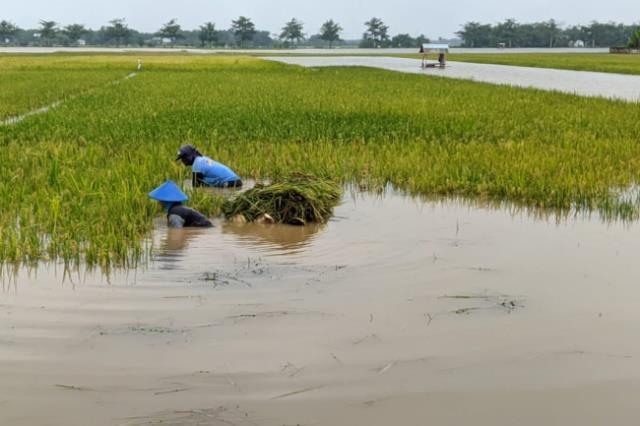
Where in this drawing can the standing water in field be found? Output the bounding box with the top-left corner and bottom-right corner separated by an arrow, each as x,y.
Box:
1,189 -> 640,426
266,56 -> 640,102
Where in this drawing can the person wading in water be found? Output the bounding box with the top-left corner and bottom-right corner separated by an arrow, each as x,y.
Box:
175,144 -> 242,188
148,180 -> 213,228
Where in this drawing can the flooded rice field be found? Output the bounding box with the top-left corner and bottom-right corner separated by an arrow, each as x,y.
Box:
2,190 -> 640,425
266,56 -> 640,101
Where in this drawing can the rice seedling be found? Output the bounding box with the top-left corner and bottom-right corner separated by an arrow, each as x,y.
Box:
222,174 -> 342,224
1,54 -> 640,271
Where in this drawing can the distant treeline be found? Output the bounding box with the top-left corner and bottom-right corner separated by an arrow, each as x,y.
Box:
457,19 -> 640,48
0,17 -> 432,49
2,17 -> 637,49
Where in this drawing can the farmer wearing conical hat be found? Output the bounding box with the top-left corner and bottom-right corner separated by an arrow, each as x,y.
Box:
149,180 -> 212,228
176,145 -> 242,188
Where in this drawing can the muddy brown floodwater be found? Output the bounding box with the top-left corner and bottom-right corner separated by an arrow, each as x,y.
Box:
2,190 -> 640,425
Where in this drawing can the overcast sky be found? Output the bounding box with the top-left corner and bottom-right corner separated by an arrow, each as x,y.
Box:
3,0 -> 638,39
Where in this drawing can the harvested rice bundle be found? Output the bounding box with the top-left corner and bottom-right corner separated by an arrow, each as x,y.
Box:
222,175 -> 342,225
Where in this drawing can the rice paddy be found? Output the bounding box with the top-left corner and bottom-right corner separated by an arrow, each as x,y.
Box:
0,55 -> 135,119
2,53 -> 640,270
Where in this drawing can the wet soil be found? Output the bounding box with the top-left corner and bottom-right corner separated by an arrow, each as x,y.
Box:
1,191 -> 640,425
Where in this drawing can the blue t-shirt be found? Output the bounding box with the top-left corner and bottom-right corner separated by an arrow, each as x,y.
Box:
192,156 -> 239,186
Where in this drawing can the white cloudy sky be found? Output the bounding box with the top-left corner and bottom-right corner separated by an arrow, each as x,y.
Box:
3,0 -> 638,39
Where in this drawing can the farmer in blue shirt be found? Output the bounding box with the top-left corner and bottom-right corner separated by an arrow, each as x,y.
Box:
176,144 -> 242,188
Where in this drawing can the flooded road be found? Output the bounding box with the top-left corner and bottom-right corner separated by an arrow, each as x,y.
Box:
2,190 -> 640,425
265,56 -> 640,102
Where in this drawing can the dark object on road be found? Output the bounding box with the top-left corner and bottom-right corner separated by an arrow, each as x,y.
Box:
420,43 -> 449,68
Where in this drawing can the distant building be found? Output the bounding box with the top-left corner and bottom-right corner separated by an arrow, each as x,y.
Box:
77,39 -> 86,46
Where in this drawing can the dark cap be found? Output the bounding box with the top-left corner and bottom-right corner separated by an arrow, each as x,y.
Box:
176,144 -> 199,161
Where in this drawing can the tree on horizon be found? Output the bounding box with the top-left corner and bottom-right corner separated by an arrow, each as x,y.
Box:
103,18 -> 131,47
231,16 -> 256,48
362,17 -> 389,48
63,24 -> 88,44
0,20 -> 19,44
629,28 -> 640,48
319,19 -> 342,48
280,18 -> 305,47
199,22 -> 217,47
38,20 -> 58,46
158,19 -> 183,45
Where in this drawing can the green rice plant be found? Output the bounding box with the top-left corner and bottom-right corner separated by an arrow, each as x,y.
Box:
222,174 -> 342,224
185,188 -> 226,217
0,55 -> 140,119
1,54 -> 640,271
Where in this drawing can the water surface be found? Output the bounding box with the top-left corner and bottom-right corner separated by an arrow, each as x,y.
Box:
266,56 -> 640,101
1,190 -> 639,425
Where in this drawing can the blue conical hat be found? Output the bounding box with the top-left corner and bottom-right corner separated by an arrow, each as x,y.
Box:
148,180 -> 189,203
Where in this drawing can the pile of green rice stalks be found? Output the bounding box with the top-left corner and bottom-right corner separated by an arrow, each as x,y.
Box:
222,174 -> 342,225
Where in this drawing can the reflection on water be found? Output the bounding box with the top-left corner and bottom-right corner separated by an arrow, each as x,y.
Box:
144,187 -> 640,285
221,221 -> 325,254
150,218 -> 327,274
151,178 -> 327,271
160,227 -> 203,252
154,227 -> 206,270
4,186 -> 640,287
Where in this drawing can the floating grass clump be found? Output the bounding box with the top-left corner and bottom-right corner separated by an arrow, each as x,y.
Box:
223,175 -> 342,225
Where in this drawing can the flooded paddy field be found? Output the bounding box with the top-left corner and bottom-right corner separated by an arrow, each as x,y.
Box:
266,56 -> 640,101
398,52 -> 640,76
2,53 -> 640,424
0,56 -> 133,120
3,54 -> 640,269
3,191 -> 640,425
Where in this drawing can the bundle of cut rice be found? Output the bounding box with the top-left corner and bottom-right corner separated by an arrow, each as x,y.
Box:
222,174 -> 342,225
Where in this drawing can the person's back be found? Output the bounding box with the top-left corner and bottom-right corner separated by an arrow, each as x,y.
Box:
148,180 -> 213,229
176,145 -> 242,188
192,156 -> 241,187
167,203 -> 213,228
